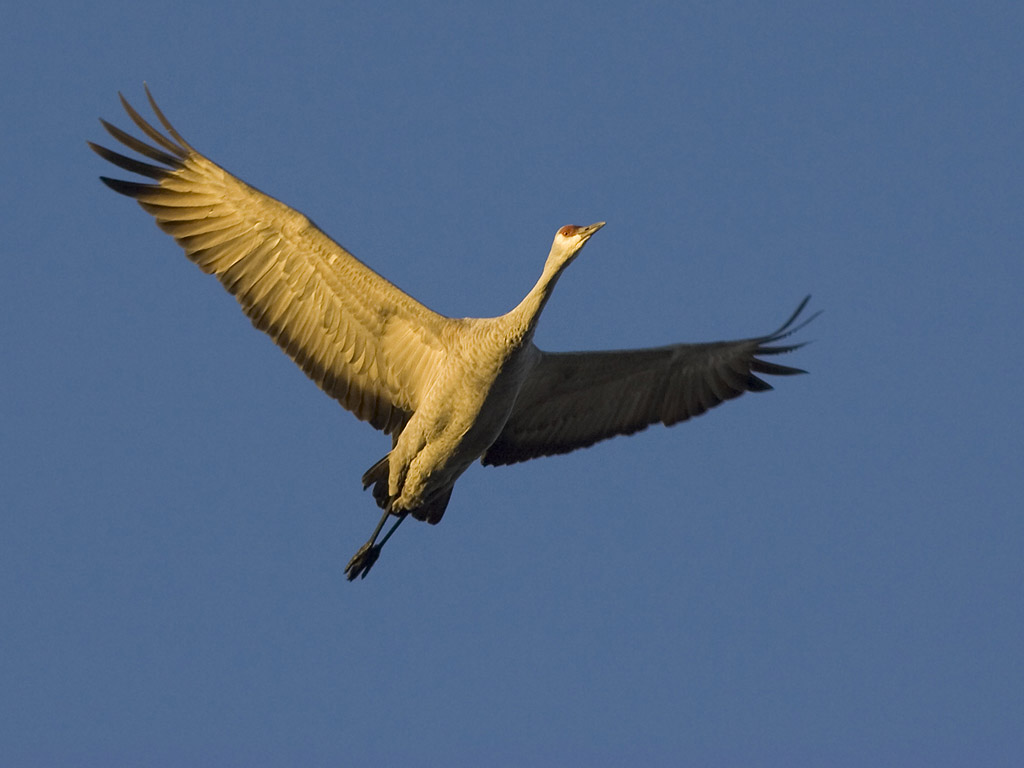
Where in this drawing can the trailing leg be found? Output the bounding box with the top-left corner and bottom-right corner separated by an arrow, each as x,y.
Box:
345,506 -> 408,581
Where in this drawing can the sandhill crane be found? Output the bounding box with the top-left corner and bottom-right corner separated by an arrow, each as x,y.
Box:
90,87 -> 818,580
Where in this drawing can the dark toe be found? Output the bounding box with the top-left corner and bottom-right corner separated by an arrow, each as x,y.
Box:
345,543 -> 380,581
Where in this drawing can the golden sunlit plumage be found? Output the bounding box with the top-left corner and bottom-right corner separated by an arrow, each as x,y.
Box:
91,87 -> 816,579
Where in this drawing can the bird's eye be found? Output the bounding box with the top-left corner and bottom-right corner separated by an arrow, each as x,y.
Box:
559,226 -> 576,237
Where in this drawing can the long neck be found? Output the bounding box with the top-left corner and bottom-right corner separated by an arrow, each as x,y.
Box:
503,255 -> 569,345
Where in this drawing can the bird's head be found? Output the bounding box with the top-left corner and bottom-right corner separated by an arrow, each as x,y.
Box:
546,221 -> 605,272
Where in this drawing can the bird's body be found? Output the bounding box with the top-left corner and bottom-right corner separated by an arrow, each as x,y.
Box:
361,229 -> 595,524
91,88 -> 817,579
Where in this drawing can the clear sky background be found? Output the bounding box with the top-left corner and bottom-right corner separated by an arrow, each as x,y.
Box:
3,1 -> 1022,765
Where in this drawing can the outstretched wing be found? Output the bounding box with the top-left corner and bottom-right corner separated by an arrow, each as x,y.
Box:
90,86 -> 452,435
482,297 -> 817,465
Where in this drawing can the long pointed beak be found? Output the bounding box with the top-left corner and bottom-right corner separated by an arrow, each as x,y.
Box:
579,221 -> 605,240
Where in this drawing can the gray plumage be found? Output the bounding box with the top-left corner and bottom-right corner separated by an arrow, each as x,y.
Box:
90,87 -> 817,579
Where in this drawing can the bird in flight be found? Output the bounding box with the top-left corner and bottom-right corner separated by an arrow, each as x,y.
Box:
90,86 -> 818,580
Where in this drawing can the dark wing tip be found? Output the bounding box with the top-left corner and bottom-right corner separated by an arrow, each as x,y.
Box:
92,87 -> 198,197
756,343 -> 807,355
97,117 -> 183,167
744,297 -> 818,385
767,295 -> 821,343
746,375 -> 774,391
98,176 -> 160,197
88,141 -> 169,179
104,86 -> 191,162
143,83 -> 193,150
751,358 -> 807,377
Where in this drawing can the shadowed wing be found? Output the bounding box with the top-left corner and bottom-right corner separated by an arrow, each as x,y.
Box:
482,297 -> 817,466
90,87 -> 452,435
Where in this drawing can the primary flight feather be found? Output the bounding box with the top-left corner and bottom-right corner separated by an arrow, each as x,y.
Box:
90,86 -> 817,579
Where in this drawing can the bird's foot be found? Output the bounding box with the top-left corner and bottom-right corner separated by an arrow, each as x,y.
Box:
345,541 -> 381,581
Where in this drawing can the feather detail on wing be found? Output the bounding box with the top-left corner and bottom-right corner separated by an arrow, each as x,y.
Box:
90,86 -> 451,434
482,297 -> 818,465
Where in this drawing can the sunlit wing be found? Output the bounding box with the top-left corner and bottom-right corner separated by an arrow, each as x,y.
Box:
482,297 -> 817,465
90,86 -> 453,435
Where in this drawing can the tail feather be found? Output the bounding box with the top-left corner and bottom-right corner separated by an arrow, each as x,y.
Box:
418,487 -> 453,525
362,454 -> 454,528
361,454 -> 391,510
360,454 -> 453,525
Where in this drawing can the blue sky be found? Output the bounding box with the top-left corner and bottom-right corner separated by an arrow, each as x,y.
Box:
3,1 -> 1022,764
